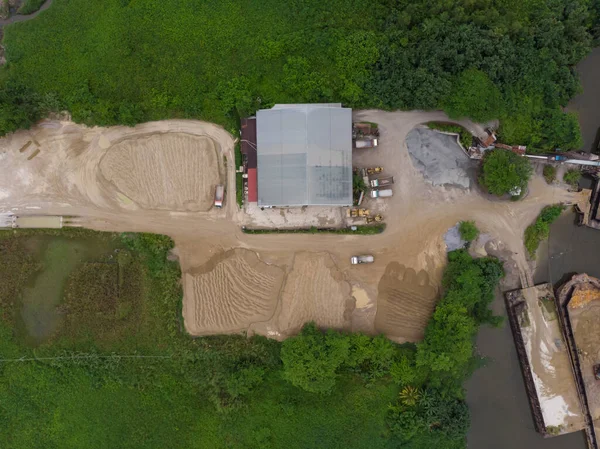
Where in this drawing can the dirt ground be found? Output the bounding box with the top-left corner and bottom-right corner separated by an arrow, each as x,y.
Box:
183,249 -> 285,335
272,252 -> 352,335
0,111 -> 579,341
375,263 -> 437,341
100,133 -> 223,212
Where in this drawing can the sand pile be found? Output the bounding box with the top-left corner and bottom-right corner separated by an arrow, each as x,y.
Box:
100,133 -> 221,211
406,128 -> 473,189
375,262 -> 438,341
183,249 -> 285,335
275,252 -> 351,334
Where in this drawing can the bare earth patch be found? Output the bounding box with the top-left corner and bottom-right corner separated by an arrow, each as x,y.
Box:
375,262 -> 438,341
100,133 -> 221,212
183,249 -> 285,335
275,252 -> 352,335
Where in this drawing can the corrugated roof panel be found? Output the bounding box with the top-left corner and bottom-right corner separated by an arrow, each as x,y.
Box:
256,104 -> 352,207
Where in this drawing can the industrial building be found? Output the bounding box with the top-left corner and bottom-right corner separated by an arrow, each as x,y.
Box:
241,104 -> 353,207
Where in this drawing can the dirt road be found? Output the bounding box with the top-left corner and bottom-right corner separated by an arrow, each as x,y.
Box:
0,112 -> 576,341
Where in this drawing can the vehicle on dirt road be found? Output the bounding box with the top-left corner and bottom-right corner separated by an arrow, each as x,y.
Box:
354,138 -> 378,149
366,214 -> 383,224
214,185 -> 224,207
350,255 -> 374,264
366,167 -> 383,175
346,208 -> 370,218
370,176 -> 394,188
370,189 -> 393,198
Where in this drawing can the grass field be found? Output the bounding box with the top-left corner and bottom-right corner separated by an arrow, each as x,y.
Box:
2,0 -> 379,128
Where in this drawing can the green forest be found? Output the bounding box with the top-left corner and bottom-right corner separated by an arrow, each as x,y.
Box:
0,229 -> 504,449
0,0 -> 599,150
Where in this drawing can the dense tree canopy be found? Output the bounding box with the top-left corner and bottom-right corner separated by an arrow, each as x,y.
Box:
479,150 -> 533,196
0,0 -> 595,150
443,69 -> 504,123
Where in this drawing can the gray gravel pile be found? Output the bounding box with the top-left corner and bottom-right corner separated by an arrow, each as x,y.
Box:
406,128 -> 473,189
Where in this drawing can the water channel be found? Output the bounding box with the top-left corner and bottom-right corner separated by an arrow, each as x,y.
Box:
466,49 -> 600,449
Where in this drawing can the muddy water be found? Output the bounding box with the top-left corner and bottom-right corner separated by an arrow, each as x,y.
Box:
567,47 -> 600,152
18,235 -> 115,344
536,210 -> 600,286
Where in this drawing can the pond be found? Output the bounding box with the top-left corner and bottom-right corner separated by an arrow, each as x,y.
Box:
15,235 -> 117,345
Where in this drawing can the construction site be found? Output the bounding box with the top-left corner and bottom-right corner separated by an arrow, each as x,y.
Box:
506,274 -> 600,448
0,110 -> 580,343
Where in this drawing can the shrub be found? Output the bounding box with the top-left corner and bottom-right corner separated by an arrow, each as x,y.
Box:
479,150 -> 532,197
543,165 -> 556,184
458,221 -> 479,242
563,169 -> 581,187
524,204 -> 565,258
426,122 -> 473,147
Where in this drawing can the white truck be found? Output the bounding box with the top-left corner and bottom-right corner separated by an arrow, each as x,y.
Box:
370,176 -> 394,188
354,138 -> 378,149
214,185 -> 225,208
350,255 -> 374,265
370,189 -> 392,198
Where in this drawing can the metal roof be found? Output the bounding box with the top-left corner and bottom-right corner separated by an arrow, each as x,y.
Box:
256,104 -> 352,207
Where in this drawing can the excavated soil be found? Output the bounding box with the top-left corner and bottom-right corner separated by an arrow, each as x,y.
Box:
274,252 -> 352,335
183,249 -> 285,335
375,262 -> 438,341
100,133 -> 221,211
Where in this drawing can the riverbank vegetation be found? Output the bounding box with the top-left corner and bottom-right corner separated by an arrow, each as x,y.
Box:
543,165 -> 557,184
479,149 -> 533,197
524,204 -> 565,258
0,229 -> 504,448
0,0 -> 595,151
563,169 -> 582,187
